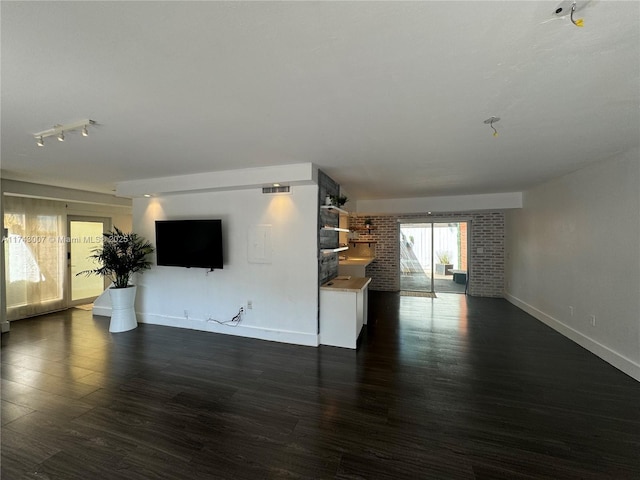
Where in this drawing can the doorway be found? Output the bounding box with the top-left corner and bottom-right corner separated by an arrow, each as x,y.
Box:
67,216 -> 111,306
399,221 -> 469,294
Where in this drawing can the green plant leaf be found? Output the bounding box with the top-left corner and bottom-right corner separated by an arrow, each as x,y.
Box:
76,226 -> 154,288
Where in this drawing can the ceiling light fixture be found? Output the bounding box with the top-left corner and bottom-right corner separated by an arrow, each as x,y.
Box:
484,116 -> 500,137
33,119 -> 96,147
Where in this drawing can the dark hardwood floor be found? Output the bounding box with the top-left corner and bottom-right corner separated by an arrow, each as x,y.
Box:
2,292 -> 639,479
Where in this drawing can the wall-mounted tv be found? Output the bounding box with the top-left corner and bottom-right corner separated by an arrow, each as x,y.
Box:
155,219 -> 223,270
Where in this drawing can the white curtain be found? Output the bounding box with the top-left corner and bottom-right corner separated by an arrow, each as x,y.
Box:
3,195 -> 66,320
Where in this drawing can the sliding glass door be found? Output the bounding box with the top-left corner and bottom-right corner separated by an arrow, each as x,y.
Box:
399,220 -> 468,294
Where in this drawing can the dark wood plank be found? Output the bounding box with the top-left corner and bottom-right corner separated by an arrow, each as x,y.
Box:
1,399 -> 34,426
2,293 -> 640,479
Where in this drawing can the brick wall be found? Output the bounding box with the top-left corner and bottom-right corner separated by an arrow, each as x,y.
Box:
468,212 -> 504,297
350,215 -> 399,292
349,211 -> 504,297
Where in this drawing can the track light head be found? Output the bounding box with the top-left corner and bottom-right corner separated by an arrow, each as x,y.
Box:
82,126 -> 89,137
37,136 -> 44,147
58,131 -> 65,142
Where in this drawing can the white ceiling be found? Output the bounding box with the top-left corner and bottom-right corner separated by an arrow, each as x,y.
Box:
1,1 -> 638,200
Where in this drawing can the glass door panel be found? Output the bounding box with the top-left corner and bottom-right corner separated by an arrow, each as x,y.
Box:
68,217 -> 110,304
433,222 -> 467,294
3,196 -> 66,320
400,223 -> 434,292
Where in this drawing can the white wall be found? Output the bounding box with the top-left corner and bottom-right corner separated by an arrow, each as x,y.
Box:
65,202 -> 132,232
356,192 -> 522,214
505,148 -> 640,381
131,185 -> 320,346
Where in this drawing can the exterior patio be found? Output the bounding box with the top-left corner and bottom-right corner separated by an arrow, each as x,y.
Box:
400,268 -> 466,294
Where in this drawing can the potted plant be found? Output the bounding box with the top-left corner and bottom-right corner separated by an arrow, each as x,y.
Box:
330,194 -> 348,208
78,227 -> 154,333
435,251 -> 453,275
364,217 -> 373,229
407,235 -> 414,248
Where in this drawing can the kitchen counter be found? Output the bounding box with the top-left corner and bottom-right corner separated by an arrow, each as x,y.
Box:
338,257 -> 374,277
338,257 -> 375,266
321,276 -> 371,292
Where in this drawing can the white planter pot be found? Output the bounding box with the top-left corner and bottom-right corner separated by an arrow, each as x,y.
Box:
108,285 -> 138,333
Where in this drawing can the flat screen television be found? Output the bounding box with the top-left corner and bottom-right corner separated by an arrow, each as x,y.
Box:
155,219 -> 223,270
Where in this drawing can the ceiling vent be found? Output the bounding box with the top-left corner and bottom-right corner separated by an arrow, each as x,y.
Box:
262,186 -> 291,194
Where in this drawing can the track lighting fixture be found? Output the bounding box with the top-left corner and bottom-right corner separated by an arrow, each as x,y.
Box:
33,119 -> 96,147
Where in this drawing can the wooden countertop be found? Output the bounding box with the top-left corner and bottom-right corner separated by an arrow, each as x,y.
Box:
321,276 -> 371,292
338,257 -> 375,266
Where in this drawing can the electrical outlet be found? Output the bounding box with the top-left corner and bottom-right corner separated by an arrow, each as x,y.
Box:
247,300 -> 253,310
569,306 -> 574,317
589,315 -> 596,326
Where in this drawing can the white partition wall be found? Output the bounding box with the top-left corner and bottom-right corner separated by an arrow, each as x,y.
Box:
132,185 -> 320,346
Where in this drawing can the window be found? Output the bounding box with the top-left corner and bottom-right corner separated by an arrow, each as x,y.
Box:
3,196 -> 66,320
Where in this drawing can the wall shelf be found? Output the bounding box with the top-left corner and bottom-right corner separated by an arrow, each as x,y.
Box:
350,240 -> 377,246
321,246 -> 349,254
322,226 -> 350,233
320,205 -> 348,215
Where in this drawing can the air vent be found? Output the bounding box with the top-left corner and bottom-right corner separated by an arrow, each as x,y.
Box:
262,186 -> 291,194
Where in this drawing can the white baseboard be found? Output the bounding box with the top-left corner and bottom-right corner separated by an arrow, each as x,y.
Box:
137,313 -> 319,347
90,306 -> 318,346
505,293 -> 640,382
